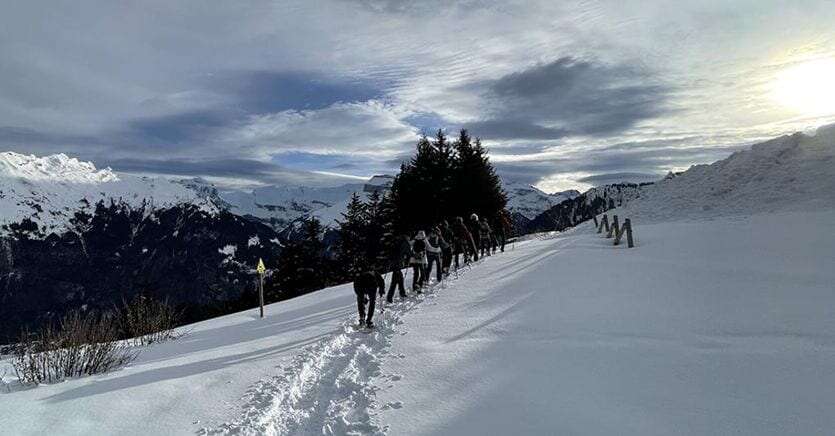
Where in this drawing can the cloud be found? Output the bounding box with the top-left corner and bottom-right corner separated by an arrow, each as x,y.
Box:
107,157 -> 358,187
462,120 -> 569,140
3,0 -> 834,192
494,137 -> 746,191
232,100 -> 418,155
124,111 -> 236,146
463,57 -> 672,141
208,70 -> 388,113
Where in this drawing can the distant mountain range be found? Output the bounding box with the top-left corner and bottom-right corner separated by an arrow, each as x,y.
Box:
0,150 -> 653,342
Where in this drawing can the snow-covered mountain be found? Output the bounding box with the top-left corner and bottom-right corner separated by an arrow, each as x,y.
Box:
0,152 -> 215,237
198,176 -> 567,233
503,181 -> 580,220
522,182 -> 650,234
216,183 -> 366,230
0,152 -> 280,343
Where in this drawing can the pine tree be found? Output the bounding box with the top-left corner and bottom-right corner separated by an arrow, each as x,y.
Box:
452,132 -> 506,221
273,217 -> 326,298
335,193 -> 368,279
363,189 -> 387,271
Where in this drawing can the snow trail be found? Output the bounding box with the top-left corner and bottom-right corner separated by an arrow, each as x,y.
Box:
202,262 -> 476,435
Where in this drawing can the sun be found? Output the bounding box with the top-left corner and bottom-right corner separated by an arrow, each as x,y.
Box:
772,58 -> 835,117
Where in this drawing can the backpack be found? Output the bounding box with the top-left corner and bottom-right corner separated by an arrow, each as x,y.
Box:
413,239 -> 426,253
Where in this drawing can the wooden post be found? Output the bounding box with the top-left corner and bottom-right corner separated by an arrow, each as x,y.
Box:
607,215 -> 618,238
593,214 -> 599,228
598,214 -> 609,234
258,274 -> 265,318
625,218 -> 634,248
612,215 -> 621,245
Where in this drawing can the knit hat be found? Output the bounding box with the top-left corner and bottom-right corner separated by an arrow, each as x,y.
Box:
470,213 -> 479,221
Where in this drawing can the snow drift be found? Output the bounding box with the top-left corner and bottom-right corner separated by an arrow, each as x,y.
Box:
621,124 -> 835,222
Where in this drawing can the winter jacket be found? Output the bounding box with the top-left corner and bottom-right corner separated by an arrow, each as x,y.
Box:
441,224 -> 455,251
496,213 -> 511,240
456,220 -> 477,253
389,237 -> 412,271
468,219 -> 481,247
425,235 -> 442,256
479,220 -> 493,242
354,271 -> 385,296
409,239 -> 428,265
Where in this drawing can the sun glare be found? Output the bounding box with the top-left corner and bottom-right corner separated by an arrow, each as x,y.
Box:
772,58 -> 835,116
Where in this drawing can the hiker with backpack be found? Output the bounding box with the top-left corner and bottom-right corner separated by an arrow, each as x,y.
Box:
479,218 -> 493,258
468,214 -> 482,260
495,212 -> 511,253
386,234 -> 412,303
425,226 -> 444,283
440,220 -> 455,275
453,216 -> 477,268
353,268 -> 385,328
409,231 -> 428,292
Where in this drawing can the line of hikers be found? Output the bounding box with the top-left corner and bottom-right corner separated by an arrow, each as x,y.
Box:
353,212 -> 510,328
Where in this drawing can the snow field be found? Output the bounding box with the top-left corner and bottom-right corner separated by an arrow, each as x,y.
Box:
1,209 -> 833,435
204,263 -> 485,435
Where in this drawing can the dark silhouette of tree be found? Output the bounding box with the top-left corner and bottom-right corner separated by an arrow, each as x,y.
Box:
335,193 -> 368,279
272,217 -> 326,299
388,129 -> 506,234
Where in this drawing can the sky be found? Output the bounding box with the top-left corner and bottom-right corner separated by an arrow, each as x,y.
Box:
2,0 -> 835,192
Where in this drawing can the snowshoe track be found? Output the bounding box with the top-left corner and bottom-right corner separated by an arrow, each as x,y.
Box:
203,262 -> 478,435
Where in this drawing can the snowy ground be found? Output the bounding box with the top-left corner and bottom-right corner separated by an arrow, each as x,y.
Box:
2,208 -> 833,435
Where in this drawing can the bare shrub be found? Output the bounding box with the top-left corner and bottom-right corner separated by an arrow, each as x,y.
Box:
12,310 -> 137,385
1,368 -> 11,393
118,295 -> 182,346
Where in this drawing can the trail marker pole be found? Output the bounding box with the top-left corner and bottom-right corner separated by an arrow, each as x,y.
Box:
256,258 -> 266,318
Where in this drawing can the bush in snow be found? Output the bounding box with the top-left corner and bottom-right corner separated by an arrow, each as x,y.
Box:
12,309 -> 137,385
118,295 -> 182,346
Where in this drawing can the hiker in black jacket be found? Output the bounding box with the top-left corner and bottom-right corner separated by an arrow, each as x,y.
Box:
425,227 -> 444,283
353,269 -> 385,328
409,231 -> 428,292
479,219 -> 493,258
440,220 -> 455,274
453,216 -> 477,268
468,214 -> 481,261
386,234 -> 411,303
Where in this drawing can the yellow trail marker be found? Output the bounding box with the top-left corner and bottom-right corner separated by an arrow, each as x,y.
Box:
256,258 -> 266,318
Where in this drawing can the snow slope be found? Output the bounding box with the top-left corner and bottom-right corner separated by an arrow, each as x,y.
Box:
621,124 -> 835,222
0,152 -> 211,236
2,209 -> 834,435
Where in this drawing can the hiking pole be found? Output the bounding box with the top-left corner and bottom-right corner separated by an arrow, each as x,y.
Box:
380,272 -> 388,315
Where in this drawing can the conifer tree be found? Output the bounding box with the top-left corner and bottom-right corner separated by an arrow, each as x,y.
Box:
388,128 -> 507,234
274,217 -> 326,298
336,193 -> 368,278
363,189 -> 387,271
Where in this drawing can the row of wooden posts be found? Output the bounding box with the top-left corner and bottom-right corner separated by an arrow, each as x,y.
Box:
593,213 -> 635,248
